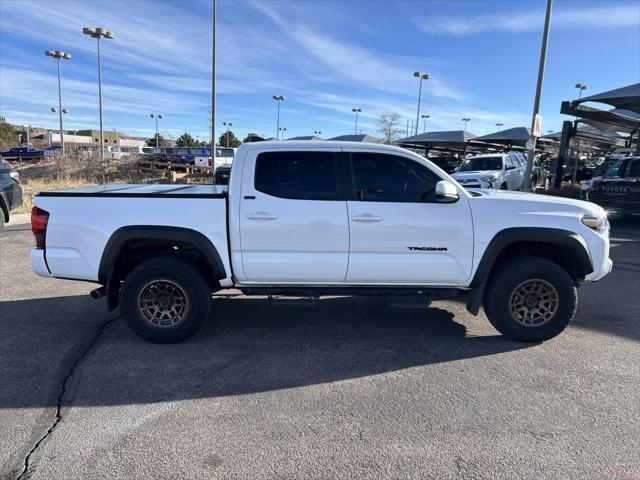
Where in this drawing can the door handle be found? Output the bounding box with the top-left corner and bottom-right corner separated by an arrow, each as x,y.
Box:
247,212 -> 278,221
351,214 -> 383,223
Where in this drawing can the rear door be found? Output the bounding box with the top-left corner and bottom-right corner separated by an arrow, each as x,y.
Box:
345,151 -> 474,285
238,148 -> 349,283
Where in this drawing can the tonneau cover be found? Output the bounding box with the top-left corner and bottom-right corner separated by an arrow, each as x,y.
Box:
37,184 -> 227,198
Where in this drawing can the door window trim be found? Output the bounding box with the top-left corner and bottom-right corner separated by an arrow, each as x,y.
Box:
345,151 -> 445,203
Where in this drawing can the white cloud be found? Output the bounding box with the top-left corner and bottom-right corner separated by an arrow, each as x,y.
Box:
413,4 -> 640,35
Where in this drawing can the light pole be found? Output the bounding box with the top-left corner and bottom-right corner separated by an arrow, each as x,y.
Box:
278,127 -> 287,139
495,122 -> 504,129
223,121 -> 232,148
273,95 -> 285,139
524,0 -> 553,191
421,114 -> 430,133
150,113 -> 162,148
413,71 -> 429,136
82,27 -> 114,164
575,83 -> 587,100
352,108 -> 362,134
314,130 -> 322,136
462,117 -> 470,132
51,107 -> 68,147
45,50 -> 71,156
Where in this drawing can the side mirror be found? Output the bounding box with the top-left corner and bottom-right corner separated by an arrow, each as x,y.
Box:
506,165 -> 516,170
435,180 -> 459,203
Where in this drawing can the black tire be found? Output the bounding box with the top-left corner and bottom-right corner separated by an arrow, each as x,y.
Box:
483,256 -> 577,342
500,183 -> 508,190
120,256 -> 212,343
0,211 -> 4,233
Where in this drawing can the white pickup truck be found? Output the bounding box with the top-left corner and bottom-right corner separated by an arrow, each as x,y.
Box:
31,141 -> 612,343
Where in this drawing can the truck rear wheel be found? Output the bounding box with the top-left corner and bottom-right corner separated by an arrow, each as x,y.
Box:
120,257 -> 211,343
483,256 -> 577,342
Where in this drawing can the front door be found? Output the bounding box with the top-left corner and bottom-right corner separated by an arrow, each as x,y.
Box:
345,151 -> 474,285
238,149 -> 349,283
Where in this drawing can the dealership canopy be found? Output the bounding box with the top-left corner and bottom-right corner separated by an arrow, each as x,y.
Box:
469,127 -> 532,148
575,83 -> 640,114
396,130 -> 477,151
327,134 -> 382,143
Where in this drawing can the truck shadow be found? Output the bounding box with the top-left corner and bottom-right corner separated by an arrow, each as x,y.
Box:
1,294 -> 530,409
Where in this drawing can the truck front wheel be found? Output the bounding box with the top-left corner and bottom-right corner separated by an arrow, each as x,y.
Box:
120,257 -> 212,343
483,256 -> 577,342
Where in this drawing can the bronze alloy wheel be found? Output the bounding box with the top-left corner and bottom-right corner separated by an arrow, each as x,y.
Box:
137,279 -> 190,328
508,278 -> 559,327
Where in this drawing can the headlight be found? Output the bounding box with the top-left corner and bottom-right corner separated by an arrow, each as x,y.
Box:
581,214 -> 608,234
480,174 -> 498,182
580,180 -> 593,191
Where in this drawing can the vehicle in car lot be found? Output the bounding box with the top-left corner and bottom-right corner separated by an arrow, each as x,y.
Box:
0,154 -> 23,231
452,152 -> 525,190
531,155 -> 549,189
214,164 -> 231,185
0,146 -> 46,162
30,141 -> 612,344
581,156 -> 640,218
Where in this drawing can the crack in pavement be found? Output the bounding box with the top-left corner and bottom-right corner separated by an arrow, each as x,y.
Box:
8,316 -> 120,480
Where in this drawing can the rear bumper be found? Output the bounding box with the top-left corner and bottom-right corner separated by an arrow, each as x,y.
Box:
31,249 -> 51,277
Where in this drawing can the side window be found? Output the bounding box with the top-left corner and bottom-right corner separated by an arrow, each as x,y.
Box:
626,159 -> 640,178
255,151 -> 338,200
352,153 -> 441,202
505,157 -> 514,169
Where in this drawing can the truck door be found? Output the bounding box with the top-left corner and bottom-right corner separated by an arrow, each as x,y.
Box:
345,151 -> 474,285
238,148 -> 349,283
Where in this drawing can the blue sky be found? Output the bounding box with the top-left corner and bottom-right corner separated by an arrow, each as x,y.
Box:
0,0 -> 638,142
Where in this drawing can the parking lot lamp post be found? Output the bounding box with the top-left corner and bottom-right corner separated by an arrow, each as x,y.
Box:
413,72 -> 429,136
575,83 -> 587,100
150,114 -> 162,148
462,117 -> 470,132
278,127 -> 287,139
50,107 -> 68,147
496,122 -> 504,129
352,108 -> 362,135
421,114 -> 430,133
223,121 -> 232,148
45,50 -> 71,157
314,130 -> 322,135
82,27 -> 114,164
273,95 -> 285,139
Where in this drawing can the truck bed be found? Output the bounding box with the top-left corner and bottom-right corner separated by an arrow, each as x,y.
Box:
38,183 -> 228,198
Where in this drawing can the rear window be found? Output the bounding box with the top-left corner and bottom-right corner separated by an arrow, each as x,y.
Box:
255,151 -> 337,200
0,155 -> 10,171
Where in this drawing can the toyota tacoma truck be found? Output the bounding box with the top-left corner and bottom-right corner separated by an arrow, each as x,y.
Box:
30,141 -> 612,343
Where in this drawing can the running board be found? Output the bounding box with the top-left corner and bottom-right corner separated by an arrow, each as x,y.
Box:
385,295 -> 432,309
268,295 -> 319,307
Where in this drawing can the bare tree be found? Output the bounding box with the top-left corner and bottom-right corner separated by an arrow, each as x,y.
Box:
377,112 -> 402,144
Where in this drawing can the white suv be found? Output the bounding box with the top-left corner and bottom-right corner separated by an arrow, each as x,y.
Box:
453,152 -> 525,190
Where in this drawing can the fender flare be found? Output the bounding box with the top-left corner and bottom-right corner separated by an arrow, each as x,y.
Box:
98,225 -> 227,284
466,227 -> 593,315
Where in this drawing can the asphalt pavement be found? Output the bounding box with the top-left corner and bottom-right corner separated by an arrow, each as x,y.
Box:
0,221 -> 638,480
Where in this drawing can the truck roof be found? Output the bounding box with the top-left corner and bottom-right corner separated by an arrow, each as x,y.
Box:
237,140 -> 404,153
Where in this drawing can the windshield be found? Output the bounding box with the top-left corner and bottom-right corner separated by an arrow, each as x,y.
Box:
216,148 -> 234,158
458,156 -> 503,172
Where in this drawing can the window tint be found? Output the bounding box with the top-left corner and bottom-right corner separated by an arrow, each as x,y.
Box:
458,156 -> 503,171
626,159 -> 640,177
255,151 -> 337,200
190,148 -> 204,156
352,153 -> 440,202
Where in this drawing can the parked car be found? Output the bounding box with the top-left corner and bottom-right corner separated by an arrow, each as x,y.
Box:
30,141 -> 611,344
581,156 -> 640,219
531,155 -> 549,189
214,164 -> 231,185
0,147 -> 46,162
452,152 -> 524,190
0,154 -> 23,231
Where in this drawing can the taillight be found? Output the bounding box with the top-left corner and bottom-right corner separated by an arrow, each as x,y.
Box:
208,157 -> 212,166
9,171 -> 20,184
31,206 -> 49,249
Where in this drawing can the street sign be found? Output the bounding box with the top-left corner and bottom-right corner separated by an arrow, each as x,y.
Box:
533,114 -> 543,137
526,139 -> 535,150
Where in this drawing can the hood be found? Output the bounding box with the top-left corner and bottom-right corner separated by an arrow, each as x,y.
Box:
452,170 -> 499,179
469,189 -> 605,217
